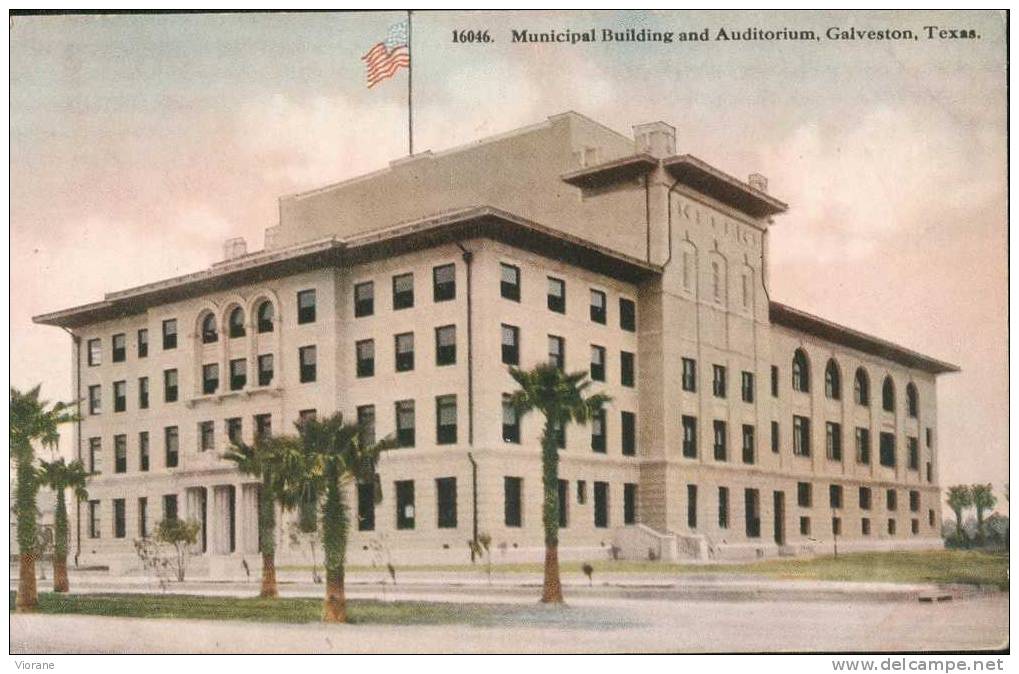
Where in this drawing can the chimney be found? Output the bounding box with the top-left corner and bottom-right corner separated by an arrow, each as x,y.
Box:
223,237 -> 247,261
632,121 -> 676,158
748,173 -> 768,193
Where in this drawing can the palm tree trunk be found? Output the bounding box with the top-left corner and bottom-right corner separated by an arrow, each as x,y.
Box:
540,421 -> 564,604
16,553 -> 38,612
322,567 -> 346,623
14,447 -> 38,612
260,552 -> 278,598
257,479 -> 278,598
321,467 -> 349,622
53,554 -> 69,593
541,544 -> 563,603
53,489 -> 69,592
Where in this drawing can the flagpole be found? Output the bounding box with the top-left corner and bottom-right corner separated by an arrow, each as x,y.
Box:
407,10 -> 414,156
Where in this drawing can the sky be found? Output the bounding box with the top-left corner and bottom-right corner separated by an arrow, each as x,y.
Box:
9,10 -> 1007,509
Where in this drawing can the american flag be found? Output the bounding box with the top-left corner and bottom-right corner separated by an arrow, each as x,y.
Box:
362,20 -> 410,88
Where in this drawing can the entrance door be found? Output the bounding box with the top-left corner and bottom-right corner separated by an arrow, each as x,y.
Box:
773,491 -> 785,545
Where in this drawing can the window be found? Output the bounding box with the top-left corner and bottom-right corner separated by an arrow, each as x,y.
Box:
395,333 -> 415,372
133,378 -> 147,413
771,421 -> 780,453
621,411 -> 636,456
112,334 -> 126,362
435,325 -> 456,366
909,490 -> 920,512
854,368 -> 870,405
926,427 -> 933,448
164,369 -> 178,402
793,415 -> 811,457
741,270 -> 751,309
227,307 -> 245,338
436,477 -> 457,528
800,517 -> 811,536
590,289 -> 606,324
500,263 -> 520,301
87,338 -> 102,366
886,489 -> 898,511
862,517 -> 872,535
436,395 -> 457,444
624,483 -> 638,525
927,462 -> 933,483
879,432 -> 896,468
591,410 -> 606,453
256,300 -> 274,332
162,319 -> 177,350
620,351 -> 635,387
741,424 -> 755,464
824,360 -> 841,399
905,382 -> 919,417
357,405 -> 375,446
297,289 -> 316,324
558,479 -> 569,528
113,380 -> 126,413
299,346 -> 317,383
137,329 -> 149,358
741,371 -> 754,403
114,435 -> 127,473
548,335 -> 565,369
504,477 -> 523,527
826,422 -> 842,461
396,400 -> 415,448
711,260 -> 722,303
681,248 -> 694,291
88,385 -> 102,415
202,364 -> 219,395
356,339 -> 375,377
88,500 -> 101,538
139,432 -> 149,472
165,426 -> 179,468
163,494 -> 179,522
832,517 -> 842,536
619,298 -> 636,332
712,364 -> 727,398
433,264 -> 456,302
229,359 -> 246,391
357,482 -> 375,531
745,489 -> 761,538
577,481 -> 587,505
718,487 -> 730,529
713,420 -> 727,461
501,325 -> 519,365
199,421 -> 215,452
298,409 -> 317,426
771,365 -> 779,397
888,519 -> 897,535
502,396 -> 521,443
138,497 -> 148,538
257,354 -> 274,387
547,277 -> 565,313
349,282 -> 375,319
201,313 -> 218,344
797,482 -> 812,508
594,481 -> 609,528
395,480 -> 415,530
829,484 -> 843,509
929,509 -> 936,527
226,418 -> 242,446
856,428 -> 871,464
682,358 -> 697,392
687,484 -> 698,528
590,345 -> 606,382
882,376 -> 896,412
254,413 -> 272,441
911,518 -> 920,535
681,415 -> 697,458
393,273 -> 414,310
792,349 -> 810,392
908,437 -> 919,470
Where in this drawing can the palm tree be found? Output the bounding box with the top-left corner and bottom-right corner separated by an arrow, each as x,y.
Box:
36,458 -> 89,592
971,483 -> 997,542
298,413 -> 395,623
507,363 -> 610,604
9,385 -> 77,611
946,485 -> 973,539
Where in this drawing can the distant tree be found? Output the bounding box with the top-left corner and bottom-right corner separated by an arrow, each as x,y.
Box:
36,458 -> 89,592
946,485 -> 973,540
156,518 -> 201,582
971,483 -> 997,542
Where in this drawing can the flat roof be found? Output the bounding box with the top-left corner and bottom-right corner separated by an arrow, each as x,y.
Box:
770,301 -> 960,375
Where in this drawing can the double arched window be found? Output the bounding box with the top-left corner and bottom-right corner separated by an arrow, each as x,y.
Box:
256,300 -> 274,333
882,376 -> 896,412
854,368 -> 870,406
906,383 -> 919,418
824,359 -> 841,400
228,307 -> 246,338
200,313 -> 218,344
792,349 -> 810,393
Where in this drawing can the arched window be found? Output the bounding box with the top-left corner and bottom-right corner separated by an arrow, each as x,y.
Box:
792,349 -> 810,393
882,376 -> 896,413
854,368 -> 870,406
906,383 -> 918,418
824,359 -> 841,400
256,300 -> 274,333
200,313 -> 218,344
711,261 -> 721,303
228,307 -> 246,338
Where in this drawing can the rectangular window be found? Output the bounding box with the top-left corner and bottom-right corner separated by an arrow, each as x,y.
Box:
911,518 -> 919,535
888,519 -> 897,535
501,324 -> 519,365
621,411 -> 636,456
395,480 -> 415,529
162,319 -> 177,350
357,405 -> 375,446
502,395 -> 520,444
164,369 -> 179,402
926,427 -> 933,448
504,477 -> 523,527
435,325 -> 456,366
577,480 -> 587,505
436,395 -> 457,444
354,281 -> 374,317
433,264 -> 456,302
929,509 -> 936,527
199,363 -> 219,395
88,500 -> 101,538
800,516 -> 811,536
226,418 -> 242,446
393,273 -> 414,310
163,494 -> 178,522
349,482 -> 374,532
396,400 -> 415,448
500,263 -> 520,301
624,483 -> 638,525
139,432 -> 149,472
682,415 -> 697,458
547,277 -> 565,313
137,328 -> 149,358
712,364 -> 727,398
856,427 -> 871,464
113,499 -> 126,538
793,415 -> 811,456
356,339 -> 375,377
718,487 -> 730,529
797,482 -> 812,508
927,462 -> 933,483
829,484 -> 844,509
862,517 -> 871,536
88,385 -> 101,415
297,289 -> 316,324
257,354 -> 274,387
832,516 -> 842,536
745,488 -> 761,538
164,426 -> 179,468
741,371 -> 755,403
713,420 -> 727,461
591,410 -> 606,453
436,477 -> 457,528
594,481 -> 609,528
909,490 -> 920,512
112,334 -> 126,363
826,422 -> 842,461
199,421 -> 215,452
590,345 -> 606,382
87,338 -> 102,366
687,484 -> 698,528
859,487 -> 872,510
771,421 -> 780,453
558,479 -> 569,528
113,380 -> 127,413
299,345 -> 317,383
298,409 -> 317,426
548,335 -> 565,369
229,359 -> 246,391
254,413 -> 272,441
395,332 -> 415,372
619,298 -> 636,332
620,351 -> 635,387
879,432 -> 896,468
886,489 -> 898,511
134,379 -> 147,414
908,437 -> 919,470
589,289 -> 606,324
682,358 -> 697,392
771,365 -> 779,397
114,435 -> 127,473
138,497 -> 148,538
741,424 -> 755,464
